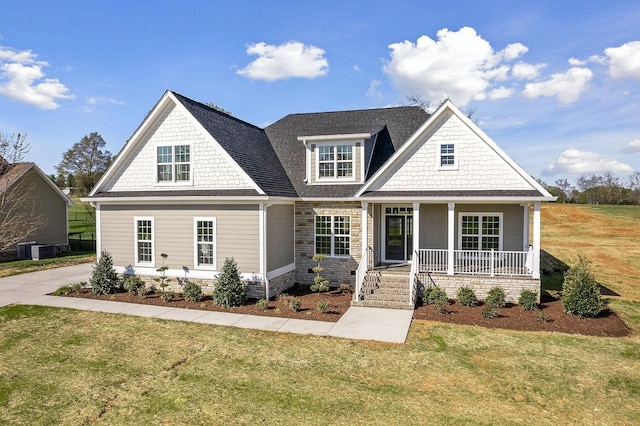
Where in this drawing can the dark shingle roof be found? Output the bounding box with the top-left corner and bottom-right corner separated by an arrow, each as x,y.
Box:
172,92 -> 297,197
360,190 -> 546,198
0,162 -> 34,194
91,189 -> 262,198
265,106 -> 429,197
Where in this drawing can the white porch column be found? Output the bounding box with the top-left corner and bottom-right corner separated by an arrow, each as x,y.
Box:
523,203 -> 530,251
447,202 -> 455,275
532,202 -> 541,279
259,203 -> 269,299
412,202 -> 420,260
361,202 -> 368,260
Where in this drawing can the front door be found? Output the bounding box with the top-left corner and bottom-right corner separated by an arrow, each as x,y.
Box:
386,216 -> 405,260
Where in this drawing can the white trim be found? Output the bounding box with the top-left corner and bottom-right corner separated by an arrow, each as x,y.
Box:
447,202 -> 455,275
355,100 -> 555,200
457,212 -> 504,251
413,202 -> 420,256
436,142 -> 458,170
134,216 -> 155,267
314,214 -> 351,257
314,141 -> 357,183
303,140 -> 312,183
361,202 -> 368,259
95,203 -> 101,253
193,217 -> 217,270
381,204 -> 414,263
266,262 -> 296,280
117,265 -> 263,282
532,202 -> 541,279
259,203 -> 267,276
523,204 -> 530,250
155,144 -> 193,186
297,133 -> 371,142
359,141 -> 365,182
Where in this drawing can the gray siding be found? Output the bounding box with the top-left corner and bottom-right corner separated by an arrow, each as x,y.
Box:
14,169 -> 68,245
419,203 -> 524,251
100,204 -> 260,273
266,204 -> 294,271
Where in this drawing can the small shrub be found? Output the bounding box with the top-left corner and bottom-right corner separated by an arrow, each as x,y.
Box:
482,306 -> 498,318
433,299 -> 450,314
123,276 -> 145,294
317,300 -> 329,313
256,298 -> 269,310
154,253 -> 172,299
182,281 -> 203,302
213,257 -> 247,308
518,289 -> 539,311
53,281 -> 84,296
423,286 -> 448,305
457,286 -> 478,307
534,308 -> 549,323
136,286 -> 151,297
90,250 -> 120,295
310,254 -> 330,293
485,286 -> 506,308
288,298 -> 301,312
562,256 -> 602,318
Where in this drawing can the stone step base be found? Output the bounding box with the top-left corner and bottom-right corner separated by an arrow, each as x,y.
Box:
351,299 -> 415,310
360,293 -> 410,303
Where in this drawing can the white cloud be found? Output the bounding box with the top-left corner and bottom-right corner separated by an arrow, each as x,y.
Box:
0,45 -> 72,109
605,40 -> 640,80
366,79 -> 383,99
383,27 -> 530,106
353,64 -> 361,71
511,62 -> 546,80
546,148 -> 633,175
82,96 -> 125,112
522,67 -> 592,104
488,86 -> 513,100
621,139 -> 640,154
237,41 -> 328,81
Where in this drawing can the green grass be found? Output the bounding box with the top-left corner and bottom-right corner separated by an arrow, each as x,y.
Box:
0,252 -> 95,278
588,204 -> 640,219
68,198 -> 96,236
0,305 -> 639,424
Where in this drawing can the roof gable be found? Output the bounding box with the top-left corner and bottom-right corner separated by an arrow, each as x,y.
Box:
0,162 -> 72,206
357,100 -> 552,198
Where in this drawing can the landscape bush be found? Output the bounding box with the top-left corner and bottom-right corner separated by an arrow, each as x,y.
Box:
182,281 -> 203,302
256,299 -> 269,310
485,286 -> 506,308
123,275 -> 145,294
310,254 -> 330,293
423,286 -> 448,305
53,281 -> 84,296
482,306 -> 498,318
518,289 -> 539,311
90,250 -> 119,295
288,297 -> 301,312
213,257 -> 247,308
317,300 -> 329,313
562,256 -> 602,318
457,286 -> 479,306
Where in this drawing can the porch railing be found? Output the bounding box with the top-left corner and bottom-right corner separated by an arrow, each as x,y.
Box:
409,250 -> 419,304
416,248 -> 533,277
354,246 -> 373,301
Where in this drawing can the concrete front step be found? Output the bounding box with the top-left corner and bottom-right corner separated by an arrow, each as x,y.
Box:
362,287 -> 410,296
361,293 -> 411,303
351,299 -> 415,310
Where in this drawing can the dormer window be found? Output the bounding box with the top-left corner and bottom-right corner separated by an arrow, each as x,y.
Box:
318,144 -> 353,179
157,145 -> 191,183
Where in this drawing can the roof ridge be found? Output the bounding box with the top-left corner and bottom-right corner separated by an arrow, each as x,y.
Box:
276,105 -> 425,119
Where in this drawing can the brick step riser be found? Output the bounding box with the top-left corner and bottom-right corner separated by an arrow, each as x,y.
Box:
351,300 -> 414,310
361,288 -> 410,295
361,294 -> 411,303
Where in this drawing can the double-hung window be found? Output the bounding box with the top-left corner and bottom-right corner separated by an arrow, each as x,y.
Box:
135,217 -> 154,266
194,218 -> 216,269
315,215 -> 350,256
459,213 -> 502,251
317,144 -> 353,180
157,145 -> 191,183
439,143 -> 456,168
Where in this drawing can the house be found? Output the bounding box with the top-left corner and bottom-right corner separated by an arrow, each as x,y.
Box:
86,91 -> 555,308
0,160 -> 72,261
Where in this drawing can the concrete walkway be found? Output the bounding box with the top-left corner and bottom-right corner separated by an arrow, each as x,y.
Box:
0,263 -> 413,343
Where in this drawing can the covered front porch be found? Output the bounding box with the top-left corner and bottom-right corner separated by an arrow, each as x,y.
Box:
354,201 -> 542,306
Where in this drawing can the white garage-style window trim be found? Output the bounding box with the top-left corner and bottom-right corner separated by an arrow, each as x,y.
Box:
315,215 -> 351,257
437,142 -> 458,170
157,144 -> 191,184
134,216 -> 155,267
194,217 -> 216,270
315,142 -> 356,182
458,212 -> 503,251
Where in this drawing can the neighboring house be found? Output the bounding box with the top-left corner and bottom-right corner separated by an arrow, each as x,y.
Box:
87,91 -> 555,308
0,160 -> 72,260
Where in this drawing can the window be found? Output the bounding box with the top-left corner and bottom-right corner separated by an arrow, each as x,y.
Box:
315,215 -> 350,256
194,218 -> 216,269
157,145 -> 191,183
439,143 -> 456,167
459,213 -> 502,251
135,217 -> 154,265
317,144 -> 353,180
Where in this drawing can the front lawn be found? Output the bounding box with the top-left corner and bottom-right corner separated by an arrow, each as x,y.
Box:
0,252 -> 95,278
0,305 -> 638,424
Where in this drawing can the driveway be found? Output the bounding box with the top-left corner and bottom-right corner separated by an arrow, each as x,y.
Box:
0,263 -> 93,307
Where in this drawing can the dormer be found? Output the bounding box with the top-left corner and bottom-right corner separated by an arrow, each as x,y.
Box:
298,133 -> 371,185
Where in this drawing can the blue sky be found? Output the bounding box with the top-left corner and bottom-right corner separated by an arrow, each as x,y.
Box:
1,0 -> 639,186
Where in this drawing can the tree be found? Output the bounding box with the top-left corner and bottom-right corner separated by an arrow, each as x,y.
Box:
56,132 -> 112,195
213,257 -> 247,307
555,179 -> 573,203
0,133 -> 48,250
629,172 -> 640,205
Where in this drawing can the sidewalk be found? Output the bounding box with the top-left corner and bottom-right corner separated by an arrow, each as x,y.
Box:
0,263 -> 413,343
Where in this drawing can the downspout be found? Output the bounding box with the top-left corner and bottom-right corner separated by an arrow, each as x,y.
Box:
260,202 -> 274,299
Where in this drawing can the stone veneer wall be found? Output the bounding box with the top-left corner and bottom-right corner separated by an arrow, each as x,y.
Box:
132,270 -> 296,300
295,201 -> 361,287
418,273 -> 541,303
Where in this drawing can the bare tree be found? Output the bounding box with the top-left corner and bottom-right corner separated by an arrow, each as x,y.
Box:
0,133 -> 47,250
629,172 -> 640,205
555,178 -> 573,203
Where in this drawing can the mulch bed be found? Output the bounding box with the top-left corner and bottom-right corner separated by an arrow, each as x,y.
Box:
61,287 -> 631,337
413,293 -> 631,337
